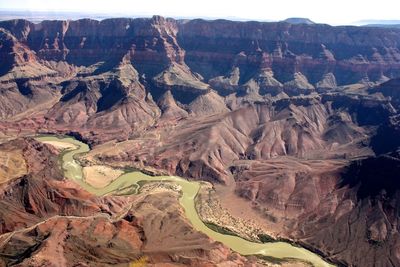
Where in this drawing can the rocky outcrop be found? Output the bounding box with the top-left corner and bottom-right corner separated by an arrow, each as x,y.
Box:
157,90 -> 188,122
188,91 -> 230,116
43,56 -> 160,142
370,77 -> 400,108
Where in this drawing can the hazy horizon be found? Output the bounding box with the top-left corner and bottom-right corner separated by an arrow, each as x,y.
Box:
0,0 -> 399,26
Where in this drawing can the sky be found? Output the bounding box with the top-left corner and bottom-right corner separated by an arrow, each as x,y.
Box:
0,0 -> 399,25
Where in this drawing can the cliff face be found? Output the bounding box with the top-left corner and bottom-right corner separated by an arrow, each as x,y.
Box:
1,16 -> 400,108
0,17 -> 185,72
1,17 -> 400,121
178,20 -> 400,85
2,17 -> 400,96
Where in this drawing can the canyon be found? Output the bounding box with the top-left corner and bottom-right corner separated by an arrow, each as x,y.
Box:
0,16 -> 400,267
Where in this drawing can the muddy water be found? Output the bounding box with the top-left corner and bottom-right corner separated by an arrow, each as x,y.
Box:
36,136 -> 335,267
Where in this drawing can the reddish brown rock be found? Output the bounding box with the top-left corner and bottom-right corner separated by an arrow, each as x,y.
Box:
1,16 -> 400,267
0,138 -> 260,267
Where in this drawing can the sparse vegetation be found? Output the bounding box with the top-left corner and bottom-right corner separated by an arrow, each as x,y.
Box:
204,222 -> 239,237
258,233 -> 275,243
129,256 -> 148,267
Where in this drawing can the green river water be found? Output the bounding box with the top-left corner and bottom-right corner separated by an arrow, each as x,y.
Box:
36,135 -> 334,267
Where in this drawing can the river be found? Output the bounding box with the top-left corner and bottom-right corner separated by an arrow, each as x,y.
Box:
36,135 -> 335,267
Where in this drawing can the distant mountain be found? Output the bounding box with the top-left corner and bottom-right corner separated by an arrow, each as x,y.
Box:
357,19 -> 400,25
0,10 -> 124,23
356,19 -> 400,28
364,24 -> 400,29
282,17 -> 315,24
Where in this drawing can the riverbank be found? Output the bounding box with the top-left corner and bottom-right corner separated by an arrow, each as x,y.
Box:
36,135 -> 335,267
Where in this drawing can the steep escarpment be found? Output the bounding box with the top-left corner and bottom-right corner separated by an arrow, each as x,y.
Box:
1,17 -> 400,120
370,77 -> 400,109
178,20 -> 400,90
2,17 -> 400,102
0,17 -> 210,104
